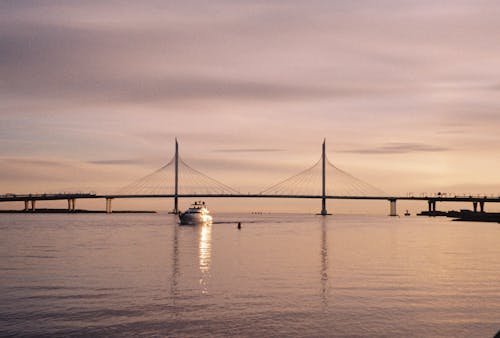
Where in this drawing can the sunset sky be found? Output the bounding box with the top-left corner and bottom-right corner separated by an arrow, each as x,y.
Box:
1,1 -> 499,212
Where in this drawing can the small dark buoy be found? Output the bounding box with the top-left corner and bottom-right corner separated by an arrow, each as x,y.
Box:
237,222 -> 241,229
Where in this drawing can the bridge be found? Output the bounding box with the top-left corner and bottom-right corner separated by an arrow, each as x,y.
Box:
1,140 -> 499,215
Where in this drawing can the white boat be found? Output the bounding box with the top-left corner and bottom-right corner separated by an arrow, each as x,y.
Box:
179,201 -> 213,225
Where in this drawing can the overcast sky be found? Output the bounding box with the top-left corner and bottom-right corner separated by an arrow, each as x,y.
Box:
1,1 -> 499,211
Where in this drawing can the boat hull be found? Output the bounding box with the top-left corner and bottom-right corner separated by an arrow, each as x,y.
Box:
179,213 -> 212,225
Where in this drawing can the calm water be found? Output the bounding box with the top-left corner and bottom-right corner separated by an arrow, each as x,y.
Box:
1,213 -> 499,337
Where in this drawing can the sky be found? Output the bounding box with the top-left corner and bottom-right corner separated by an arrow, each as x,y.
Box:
1,0 -> 500,212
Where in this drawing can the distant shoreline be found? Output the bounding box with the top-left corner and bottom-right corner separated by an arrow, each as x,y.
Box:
418,210 -> 500,223
0,209 -> 156,214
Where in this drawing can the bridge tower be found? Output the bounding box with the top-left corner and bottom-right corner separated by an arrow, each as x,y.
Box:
320,139 -> 329,216
173,138 -> 179,214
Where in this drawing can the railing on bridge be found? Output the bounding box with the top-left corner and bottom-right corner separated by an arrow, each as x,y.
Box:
0,192 -> 96,199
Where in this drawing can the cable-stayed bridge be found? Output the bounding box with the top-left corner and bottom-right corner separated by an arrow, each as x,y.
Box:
1,140 -> 499,215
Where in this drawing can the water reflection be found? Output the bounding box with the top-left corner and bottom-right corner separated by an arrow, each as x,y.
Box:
169,223 -> 213,296
170,222 -> 179,299
320,218 -> 329,307
170,223 -> 180,318
198,224 -> 212,294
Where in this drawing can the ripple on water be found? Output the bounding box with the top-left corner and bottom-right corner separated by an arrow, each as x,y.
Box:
1,214 -> 500,337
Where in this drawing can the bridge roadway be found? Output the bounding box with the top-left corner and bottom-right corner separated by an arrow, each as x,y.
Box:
1,193 -> 500,202
101,194 -> 500,203
1,193 -> 500,215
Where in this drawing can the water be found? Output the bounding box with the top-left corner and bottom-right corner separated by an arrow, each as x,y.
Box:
1,213 -> 499,337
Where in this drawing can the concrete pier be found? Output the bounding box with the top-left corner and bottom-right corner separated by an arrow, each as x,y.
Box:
320,199 -> 328,215
428,200 -> 437,215
68,198 -> 76,211
106,198 -> 113,214
389,199 -> 398,216
67,199 -> 76,211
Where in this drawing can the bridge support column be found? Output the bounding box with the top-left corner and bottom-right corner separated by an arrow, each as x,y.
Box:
68,199 -> 76,211
24,200 -> 29,211
320,198 -> 328,216
173,196 -> 179,215
428,200 -> 437,216
106,198 -> 113,214
389,199 -> 398,216
31,200 -> 36,211
473,201 -> 478,212
480,201 -> 485,212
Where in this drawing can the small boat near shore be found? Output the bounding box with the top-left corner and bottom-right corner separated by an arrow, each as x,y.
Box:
404,210 -> 411,216
179,201 -> 212,225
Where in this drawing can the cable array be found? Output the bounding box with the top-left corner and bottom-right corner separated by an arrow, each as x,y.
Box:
117,156 -> 239,195
117,151 -> 383,197
260,156 -> 385,196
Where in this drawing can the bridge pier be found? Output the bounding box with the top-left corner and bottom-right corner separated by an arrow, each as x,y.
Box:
173,196 -> 179,214
428,200 -> 437,215
67,199 -> 76,211
65,199 -> 76,211
320,197 -> 328,216
480,201 -> 485,212
389,199 -> 398,216
106,198 -> 113,214
31,200 -> 36,211
473,201 -> 478,212
24,200 -> 29,211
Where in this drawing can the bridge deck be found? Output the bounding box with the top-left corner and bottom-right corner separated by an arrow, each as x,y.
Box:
1,193 -> 499,203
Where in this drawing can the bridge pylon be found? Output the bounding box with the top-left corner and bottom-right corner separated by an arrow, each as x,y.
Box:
169,138 -> 180,214
320,139 -> 331,216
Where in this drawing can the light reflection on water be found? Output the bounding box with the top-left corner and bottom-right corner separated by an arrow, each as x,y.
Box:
198,224 -> 211,294
320,218 -> 328,308
1,213 -> 500,337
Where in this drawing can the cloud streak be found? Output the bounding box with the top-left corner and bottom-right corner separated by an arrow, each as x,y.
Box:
1,1 -> 500,203
88,159 -> 151,166
341,143 -> 450,154
6,0 -> 500,108
213,148 -> 285,153
0,158 -> 75,168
